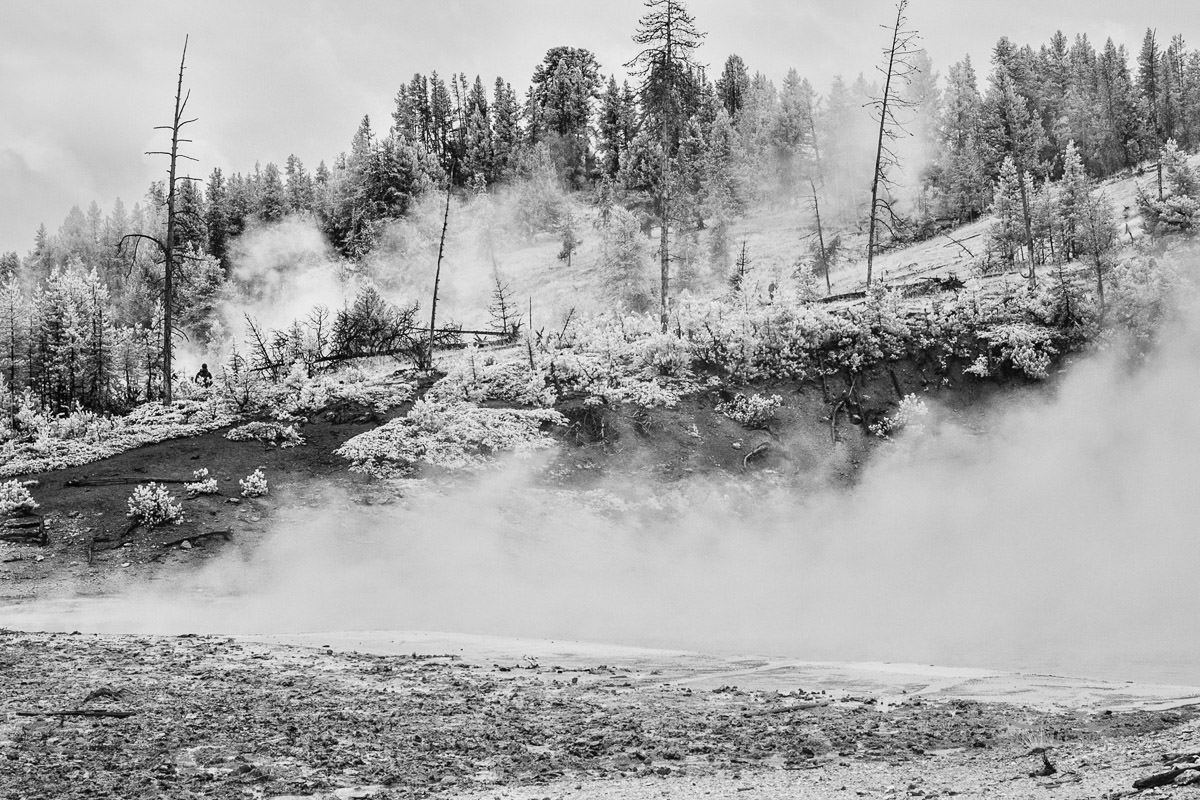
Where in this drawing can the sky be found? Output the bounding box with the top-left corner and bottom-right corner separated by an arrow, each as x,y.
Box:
1,0 -> 1198,254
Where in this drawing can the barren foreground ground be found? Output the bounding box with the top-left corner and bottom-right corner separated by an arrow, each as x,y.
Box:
3,629 -> 1200,800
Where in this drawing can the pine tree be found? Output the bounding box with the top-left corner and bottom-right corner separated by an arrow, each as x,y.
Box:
626,0 -> 706,332
529,47 -> 603,188
1096,39 -> 1142,173
599,206 -> 652,312
938,57 -> 989,220
1057,140 -> 1091,260
491,78 -> 522,182
715,54 -> 750,119
284,154 -> 315,213
983,36 -> 1049,280
988,156 -> 1026,266
597,76 -> 639,179
1137,29 -> 1166,198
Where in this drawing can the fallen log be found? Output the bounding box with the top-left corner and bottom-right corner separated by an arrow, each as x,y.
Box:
65,476 -> 189,487
15,709 -> 135,719
159,529 -> 233,549
742,442 -> 769,469
1,515 -> 46,546
1133,767 -> 1192,790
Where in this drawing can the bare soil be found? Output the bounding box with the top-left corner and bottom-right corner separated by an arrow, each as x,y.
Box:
2,630 -> 1198,800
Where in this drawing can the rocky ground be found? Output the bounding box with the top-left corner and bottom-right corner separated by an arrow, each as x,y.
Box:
2,630 -> 1200,800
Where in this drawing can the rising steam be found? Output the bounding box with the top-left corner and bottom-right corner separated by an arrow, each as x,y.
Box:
8,254 -> 1200,687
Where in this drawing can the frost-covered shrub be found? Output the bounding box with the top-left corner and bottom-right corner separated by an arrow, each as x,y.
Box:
184,468 -> 219,497
1106,254 -> 1184,344
239,469 -> 269,498
965,323 -> 1058,379
336,398 -> 566,476
1,395 -> 236,479
600,377 -> 682,408
0,479 -> 38,515
127,483 -> 183,527
225,421 -> 305,447
717,393 -> 783,428
634,333 -> 693,377
870,393 -> 930,438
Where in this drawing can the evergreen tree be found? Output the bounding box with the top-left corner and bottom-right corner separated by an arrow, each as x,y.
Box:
1095,38 -> 1142,172
205,168 -> 231,268
1057,140 -> 1091,260
284,154 -> 315,213
983,36 -> 1049,277
715,54 -> 750,118
1137,28 -> 1166,197
597,76 -> 639,179
491,78 -> 523,182
626,0 -> 706,331
988,156 -> 1026,266
528,47 -> 603,187
598,206 -> 652,312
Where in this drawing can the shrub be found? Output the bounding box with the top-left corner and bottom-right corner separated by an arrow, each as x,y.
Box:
717,393 -> 783,428
226,421 -> 305,447
965,323 -> 1058,379
239,469 -> 269,498
336,399 -> 566,476
0,480 -> 38,515
870,393 -> 930,438
185,467 -> 219,497
127,483 -> 183,527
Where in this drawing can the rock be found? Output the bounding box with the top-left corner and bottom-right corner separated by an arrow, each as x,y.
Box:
180,540 -> 193,550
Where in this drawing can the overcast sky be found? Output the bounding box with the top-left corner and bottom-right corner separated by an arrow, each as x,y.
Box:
1,0 -> 1198,253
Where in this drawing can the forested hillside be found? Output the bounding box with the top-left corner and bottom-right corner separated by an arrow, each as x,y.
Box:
1,0 -> 1198,425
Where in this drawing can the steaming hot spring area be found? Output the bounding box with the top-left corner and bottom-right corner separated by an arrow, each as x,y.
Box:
11,7 -> 1200,797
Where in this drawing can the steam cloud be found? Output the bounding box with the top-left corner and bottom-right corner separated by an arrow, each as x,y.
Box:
7,261 -> 1200,687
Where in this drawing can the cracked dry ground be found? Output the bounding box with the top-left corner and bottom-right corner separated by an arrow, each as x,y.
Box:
1,631 -> 1198,800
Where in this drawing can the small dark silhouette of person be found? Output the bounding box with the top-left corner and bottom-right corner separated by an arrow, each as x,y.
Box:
194,363 -> 213,388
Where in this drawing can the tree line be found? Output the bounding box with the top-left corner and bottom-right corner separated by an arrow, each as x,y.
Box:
3,0 -> 1200,415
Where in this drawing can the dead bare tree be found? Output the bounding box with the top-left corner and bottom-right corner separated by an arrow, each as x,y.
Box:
865,0 -> 920,287
425,176 -> 453,368
808,180 -> 832,295
118,36 -> 199,404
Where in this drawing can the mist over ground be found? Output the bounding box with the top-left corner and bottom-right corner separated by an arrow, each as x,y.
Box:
8,256 -> 1200,687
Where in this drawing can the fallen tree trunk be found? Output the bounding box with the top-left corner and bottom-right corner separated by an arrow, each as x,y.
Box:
65,477 -> 189,487
160,529 -> 232,548
15,709 -> 135,719
1,515 -> 46,546
1134,767 -> 1193,790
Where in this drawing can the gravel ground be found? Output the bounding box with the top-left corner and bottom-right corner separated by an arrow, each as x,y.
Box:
2,630 -> 1198,800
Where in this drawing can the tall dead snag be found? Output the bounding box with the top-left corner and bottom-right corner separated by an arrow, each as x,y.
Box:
425,177 -> 452,368
865,0 -> 920,287
808,179 -> 832,295
119,36 -> 199,404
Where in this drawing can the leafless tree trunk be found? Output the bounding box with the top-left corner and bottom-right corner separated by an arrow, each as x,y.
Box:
866,0 -> 919,287
120,36 -> 198,404
426,181 -> 452,368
